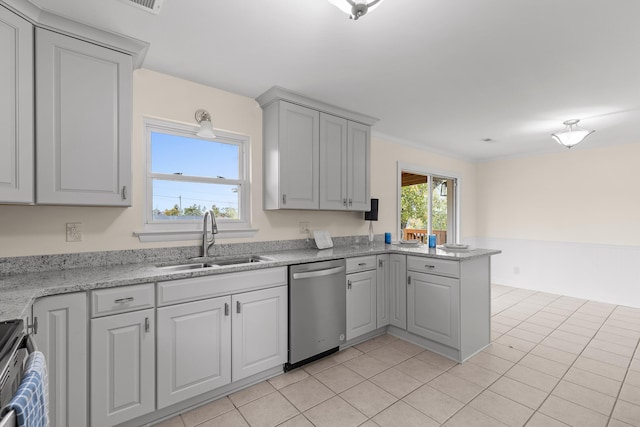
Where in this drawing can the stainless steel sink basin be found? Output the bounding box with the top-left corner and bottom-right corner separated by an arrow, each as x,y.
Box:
157,255 -> 270,271
157,262 -> 217,272
211,255 -> 268,266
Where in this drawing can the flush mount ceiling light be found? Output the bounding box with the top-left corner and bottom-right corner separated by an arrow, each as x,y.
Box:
195,109 -> 216,138
551,119 -> 594,149
327,0 -> 385,20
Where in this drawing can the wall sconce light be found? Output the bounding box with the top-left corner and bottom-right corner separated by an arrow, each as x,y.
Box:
551,119 -> 594,149
327,0 -> 385,20
195,109 -> 216,138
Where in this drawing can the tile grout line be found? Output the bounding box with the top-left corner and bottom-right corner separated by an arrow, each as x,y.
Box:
604,318 -> 640,427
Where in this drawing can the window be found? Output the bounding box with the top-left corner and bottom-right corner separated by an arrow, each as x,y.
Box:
137,118 -> 254,242
397,163 -> 459,245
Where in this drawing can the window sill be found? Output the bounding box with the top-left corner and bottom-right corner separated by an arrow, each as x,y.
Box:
134,228 -> 258,243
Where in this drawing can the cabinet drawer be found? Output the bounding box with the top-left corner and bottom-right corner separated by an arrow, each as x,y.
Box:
91,283 -> 154,318
157,267 -> 287,306
346,256 -> 377,273
407,256 -> 459,278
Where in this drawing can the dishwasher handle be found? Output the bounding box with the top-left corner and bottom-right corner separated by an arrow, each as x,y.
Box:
292,265 -> 345,280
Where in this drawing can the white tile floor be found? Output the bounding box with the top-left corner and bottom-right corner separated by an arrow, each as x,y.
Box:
154,285 -> 640,426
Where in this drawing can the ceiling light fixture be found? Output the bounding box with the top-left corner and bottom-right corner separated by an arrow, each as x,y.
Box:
551,119 -> 594,149
195,109 -> 216,138
327,0 -> 384,20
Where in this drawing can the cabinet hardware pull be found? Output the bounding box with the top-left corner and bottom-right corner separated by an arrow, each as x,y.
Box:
282,194 -> 286,205
348,198 -> 352,207
408,276 -> 412,285
343,198 -> 347,207
379,259 -> 383,268
114,297 -> 134,304
122,186 -> 127,200
424,265 -> 435,269
358,262 -> 366,266
347,280 -> 352,290
237,301 -> 241,314
27,317 -> 38,335
225,303 -> 229,316
144,317 -> 150,333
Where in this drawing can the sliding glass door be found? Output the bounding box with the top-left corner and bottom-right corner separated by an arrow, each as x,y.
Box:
399,168 -> 457,245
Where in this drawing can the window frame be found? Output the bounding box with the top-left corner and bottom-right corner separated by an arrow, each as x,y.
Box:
136,117 -> 255,242
396,161 -> 461,243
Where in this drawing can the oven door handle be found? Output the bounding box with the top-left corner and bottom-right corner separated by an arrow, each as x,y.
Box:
292,266 -> 345,280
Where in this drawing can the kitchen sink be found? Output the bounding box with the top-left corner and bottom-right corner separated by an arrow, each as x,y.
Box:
157,262 -> 217,272
157,255 -> 271,271
211,255 -> 268,266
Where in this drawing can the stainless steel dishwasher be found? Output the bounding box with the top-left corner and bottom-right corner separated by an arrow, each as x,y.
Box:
286,259 -> 346,370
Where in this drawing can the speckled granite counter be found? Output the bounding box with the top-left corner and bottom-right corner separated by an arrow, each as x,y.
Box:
0,242 -> 500,322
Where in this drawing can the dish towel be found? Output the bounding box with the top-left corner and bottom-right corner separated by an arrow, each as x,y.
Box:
0,351 -> 49,427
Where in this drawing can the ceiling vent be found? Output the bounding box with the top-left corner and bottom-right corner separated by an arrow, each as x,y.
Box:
121,0 -> 163,14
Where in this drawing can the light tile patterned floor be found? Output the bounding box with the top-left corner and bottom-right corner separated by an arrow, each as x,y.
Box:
155,285 -> 640,427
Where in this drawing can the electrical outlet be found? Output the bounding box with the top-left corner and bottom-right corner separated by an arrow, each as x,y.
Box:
66,222 -> 82,242
299,222 -> 310,234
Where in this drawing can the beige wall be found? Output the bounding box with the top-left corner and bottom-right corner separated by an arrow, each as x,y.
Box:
0,69 -> 477,257
476,143 -> 640,246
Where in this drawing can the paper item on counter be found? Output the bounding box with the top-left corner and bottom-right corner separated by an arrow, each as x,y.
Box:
313,230 -> 333,249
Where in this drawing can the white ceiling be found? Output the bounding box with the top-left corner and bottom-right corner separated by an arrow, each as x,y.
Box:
31,0 -> 640,161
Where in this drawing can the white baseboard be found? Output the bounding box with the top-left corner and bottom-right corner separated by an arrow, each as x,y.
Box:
474,237 -> 640,308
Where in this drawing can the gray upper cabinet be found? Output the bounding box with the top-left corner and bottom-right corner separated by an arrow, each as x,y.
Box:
36,28 -> 132,206
258,86 -> 377,211
0,6 -> 33,204
346,121 -> 370,211
262,100 -> 319,209
0,0 -> 147,206
319,113 -> 347,210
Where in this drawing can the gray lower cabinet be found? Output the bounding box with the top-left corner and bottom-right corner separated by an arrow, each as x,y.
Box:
376,255 -> 390,328
346,270 -> 377,340
346,256 -> 377,341
35,27 -> 132,206
407,271 -> 460,348
32,292 -> 87,427
0,5 -> 33,204
388,254 -> 407,329
232,286 -> 288,381
156,284 -> 287,409
157,297 -> 231,409
404,255 -> 491,362
91,308 -> 155,427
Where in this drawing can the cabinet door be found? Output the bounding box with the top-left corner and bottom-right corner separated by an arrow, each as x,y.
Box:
277,101 -> 319,209
157,297 -> 231,408
0,6 -> 33,204
407,272 -> 460,349
376,255 -> 390,328
32,293 -> 87,427
346,121 -> 370,211
91,309 -> 155,427
389,254 -> 407,329
346,270 -> 377,340
319,113 -> 347,210
232,286 -> 287,381
35,28 -> 132,206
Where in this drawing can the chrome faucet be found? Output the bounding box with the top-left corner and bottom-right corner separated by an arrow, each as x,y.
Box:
202,209 -> 218,257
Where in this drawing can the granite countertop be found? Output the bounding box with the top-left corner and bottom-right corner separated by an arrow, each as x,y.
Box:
0,243 -> 500,322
